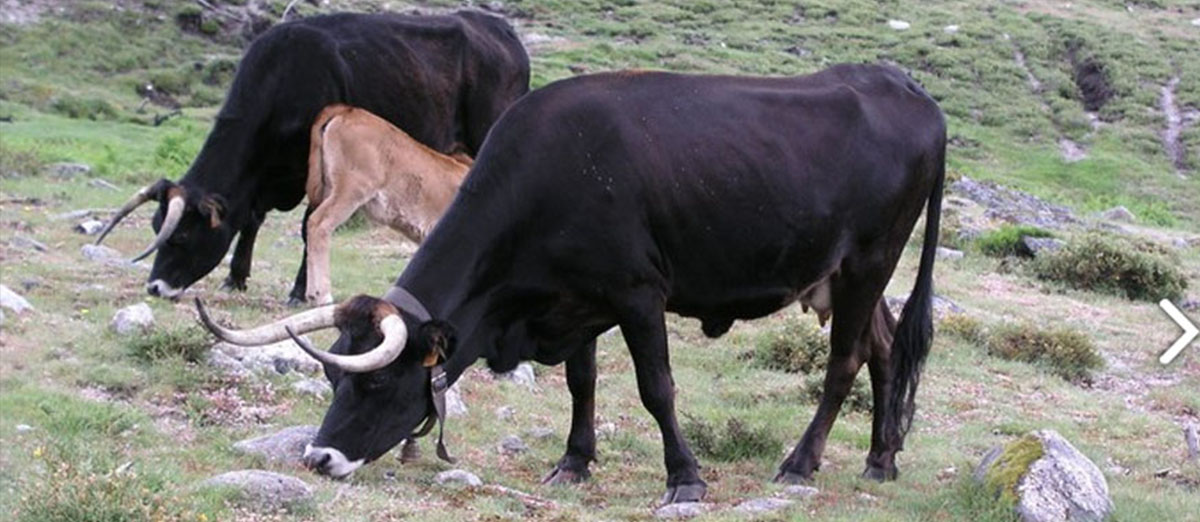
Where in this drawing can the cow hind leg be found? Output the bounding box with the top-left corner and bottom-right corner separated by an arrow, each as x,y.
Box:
223,212 -> 264,291
286,205 -> 315,306
864,299 -> 901,481
304,194 -> 369,305
544,340 -> 598,485
618,290 -> 706,504
775,273 -> 884,484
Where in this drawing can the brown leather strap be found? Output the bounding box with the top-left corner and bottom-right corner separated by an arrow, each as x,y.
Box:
383,286 -> 431,322
429,364 -> 455,463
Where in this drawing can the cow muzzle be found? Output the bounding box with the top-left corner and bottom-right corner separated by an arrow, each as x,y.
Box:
302,444 -> 364,479
146,279 -> 183,299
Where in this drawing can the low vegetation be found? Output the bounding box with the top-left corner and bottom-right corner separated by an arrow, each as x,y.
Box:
975,225 -> 1055,258
1032,233 -> 1189,301
125,325 -> 210,363
681,415 -> 783,462
748,319 -> 828,374
985,322 -> 1104,382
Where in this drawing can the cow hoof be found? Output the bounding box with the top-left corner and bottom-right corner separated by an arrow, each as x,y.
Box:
286,296 -> 306,308
399,440 -> 421,464
222,277 -> 247,292
659,482 -> 706,505
861,465 -> 897,482
772,470 -> 813,485
541,465 -> 589,485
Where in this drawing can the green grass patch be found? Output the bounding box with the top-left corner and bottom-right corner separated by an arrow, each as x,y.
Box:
681,414 -> 783,462
1032,233 -> 1188,301
975,225 -> 1055,258
125,325 -> 210,363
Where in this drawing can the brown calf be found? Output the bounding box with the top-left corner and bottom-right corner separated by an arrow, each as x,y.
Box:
304,104 -> 472,305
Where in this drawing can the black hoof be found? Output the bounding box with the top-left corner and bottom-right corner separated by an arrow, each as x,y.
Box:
773,470 -> 812,485
659,482 -> 707,505
286,296 -> 306,308
861,465 -> 898,482
222,276 -> 248,292
542,464 -> 590,485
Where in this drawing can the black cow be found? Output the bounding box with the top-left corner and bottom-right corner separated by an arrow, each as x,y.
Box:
96,11 -> 529,304
198,64 -> 946,504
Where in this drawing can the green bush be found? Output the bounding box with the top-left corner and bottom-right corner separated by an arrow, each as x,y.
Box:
939,314 -> 988,346
986,323 -> 1103,382
50,95 -> 118,120
802,373 -> 873,414
975,225 -> 1055,258
681,415 -> 782,462
126,326 -> 209,363
749,320 -> 828,374
1031,233 -> 1187,301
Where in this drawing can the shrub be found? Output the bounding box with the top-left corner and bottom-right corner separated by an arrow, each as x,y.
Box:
802,373 -> 873,414
975,225 -> 1054,257
939,313 -> 987,346
50,95 -> 118,121
986,323 -> 1103,382
0,143 -> 44,178
1031,233 -> 1187,301
749,320 -> 828,374
126,326 -> 209,363
682,415 -> 782,461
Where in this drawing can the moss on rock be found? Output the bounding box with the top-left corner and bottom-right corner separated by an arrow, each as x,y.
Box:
984,434 -> 1046,506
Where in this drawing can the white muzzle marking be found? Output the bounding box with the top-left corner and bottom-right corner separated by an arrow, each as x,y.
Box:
303,443 -> 364,478
146,279 -> 183,299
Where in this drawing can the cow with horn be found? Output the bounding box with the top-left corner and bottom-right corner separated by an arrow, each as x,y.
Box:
196,64 -> 946,505
95,11 -> 529,303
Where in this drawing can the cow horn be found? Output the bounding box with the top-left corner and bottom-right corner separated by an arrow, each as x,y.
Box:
195,298 -> 337,346
95,182 -> 163,246
130,194 -> 185,263
287,313 -> 408,373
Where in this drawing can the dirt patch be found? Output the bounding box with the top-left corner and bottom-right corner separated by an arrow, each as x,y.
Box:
1160,76 -> 1200,174
1067,46 -> 1114,112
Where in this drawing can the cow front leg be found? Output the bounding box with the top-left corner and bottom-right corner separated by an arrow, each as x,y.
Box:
287,205 -> 315,306
223,212 -> 264,291
544,341 -> 597,485
618,293 -> 705,505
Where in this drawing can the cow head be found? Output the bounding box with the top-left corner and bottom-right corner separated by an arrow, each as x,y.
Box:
195,295 -> 455,479
96,179 -> 234,298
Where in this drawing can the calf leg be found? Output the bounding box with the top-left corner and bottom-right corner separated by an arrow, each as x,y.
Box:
223,212 -> 264,291
544,341 -> 597,485
864,299 -> 901,481
304,192 -> 370,305
287,205 -> 315,306
618,291 -> 705,504
775,276 -> 883,484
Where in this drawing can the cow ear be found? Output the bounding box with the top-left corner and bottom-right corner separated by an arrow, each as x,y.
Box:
418,320 -> 456,368
199,195 -> 225,228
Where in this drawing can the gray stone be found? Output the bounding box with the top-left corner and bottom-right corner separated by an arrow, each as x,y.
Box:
1020,236 -> 1066,257
974,429 -> 1112,522
0,285 -> 34,314
16,424 -> 34,433
1100,205 -> 1136,223
782,485 -> 819,498
207,349 -> 250,378
496,362 -> 536,389
527,426 -> 555,440
213,339 -> 321,376
495,405 -> 515,420
887,293 -> 965,320
499,435 -> 528,455
45,162 -> 91,178
110,303 -> 154,334
88,178 -> 120,191
81,244 -> 124,264
291,378 -> 331,398
445,383 -> 468,418
937,247 -> 964,260
9,235 -> 48,252
200,470 -> 312,510
654,502 -> 711,519
735,497 -> 794,513
435,469 -> 482,487
1179,298 -> 1199,312
887,19 -> 910,30
597,422 -> 618,440
233,426 -> 317,466
75,219 -> 105,235
944,24 -> 960,34
950,177 -> 1078,230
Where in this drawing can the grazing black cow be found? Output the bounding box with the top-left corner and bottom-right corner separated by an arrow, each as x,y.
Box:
96,11 -> 529,304
198,64 -> 946,504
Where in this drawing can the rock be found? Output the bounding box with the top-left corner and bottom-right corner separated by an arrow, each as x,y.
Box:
527,426 -> 555,440
88,178 -> 120,191
200,470 -> 312,510
1178,298 -> 1199,312
735,497 -> 793,513
654,502 -> 711,519
75,219 -> 105,235
81,244 -> 126,264
887,293 -> 964,320
782,485 -> 819,498
495,405 -> 515,420
233,426 -> 317,465
857,492 -> 880,503
496,362 -> 536,388
974,429 -> 1112,522
937,247 -> 964,260
45,162 -> 91,178
291,378 -> 331,398
1100,205 -> 1136,223
498,435 -> 528,455
0,285 -> 34,314
1192,17 -> 1200,27
110,303 -> 154,334
944,24 -> 959,34
9,235 -> 48,252
435,469 -> 482,487
1019,237 -> 1066,257
887,19 -> 910,30
938,465 -> 959,481
445,383 -> 468,418
207,349 -> 250,378
16,424 -> 34,433
597,421 -> 618,440
950,177 -> 1078,230
213,339 -> 321,375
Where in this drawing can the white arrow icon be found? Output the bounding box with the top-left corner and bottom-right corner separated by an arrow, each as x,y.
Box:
1159,299 -> 1198,365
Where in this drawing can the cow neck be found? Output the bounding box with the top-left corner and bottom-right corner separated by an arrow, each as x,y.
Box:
178,116 -> 262,214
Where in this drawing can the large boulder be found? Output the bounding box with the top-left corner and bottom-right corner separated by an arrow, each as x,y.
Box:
0,285 -> 34,314
233,425 -> 318,466
200,470 -> 312,511
974,430 -> 1113,522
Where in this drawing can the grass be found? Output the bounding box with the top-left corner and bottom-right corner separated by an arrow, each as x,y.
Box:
1,0 -> 1199,520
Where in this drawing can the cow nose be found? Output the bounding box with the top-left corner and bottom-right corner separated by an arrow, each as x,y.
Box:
146,282 -> 160,297
302,444 -> 364,478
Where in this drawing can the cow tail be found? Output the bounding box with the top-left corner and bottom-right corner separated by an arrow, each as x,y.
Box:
306,105 -> 352,204
884,144 -> 945,448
